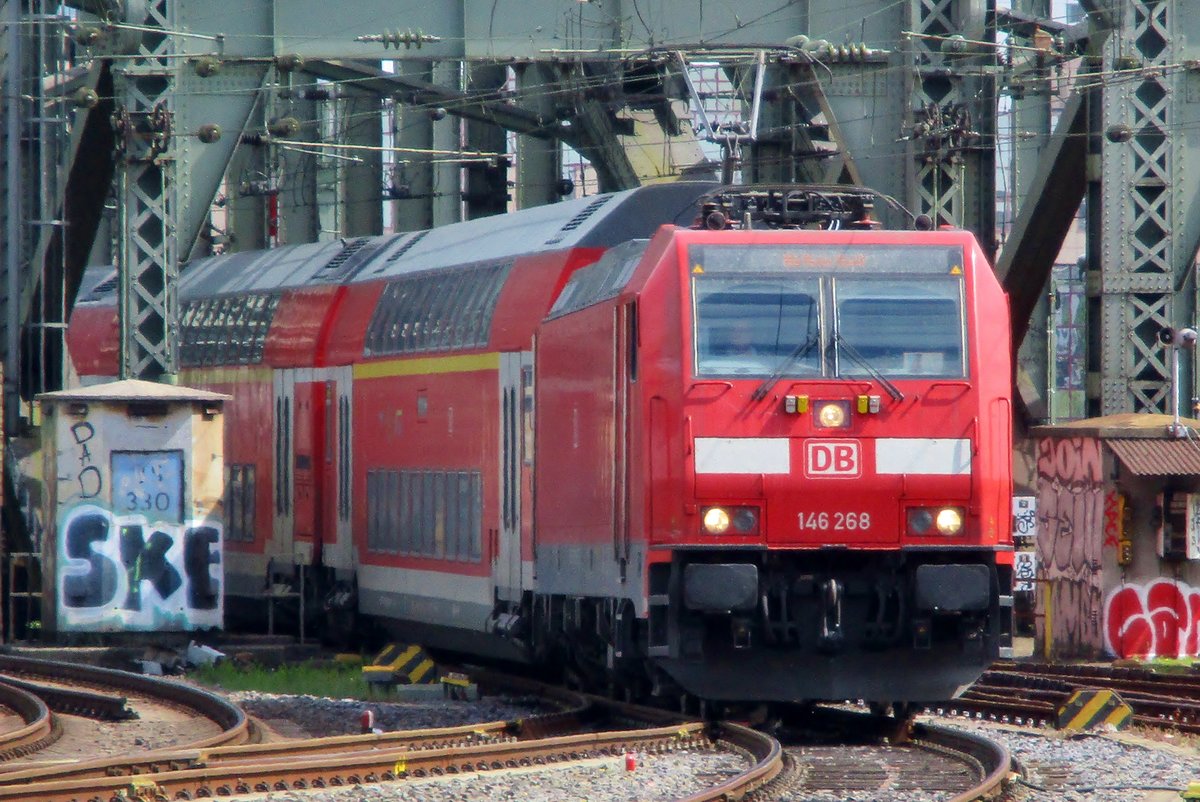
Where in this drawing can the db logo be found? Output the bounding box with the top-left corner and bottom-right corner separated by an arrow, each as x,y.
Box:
805,440 -> 861,478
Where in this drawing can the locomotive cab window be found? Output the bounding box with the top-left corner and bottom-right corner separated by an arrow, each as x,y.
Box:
690,244 -> 967,380
693,279 -> 820,377
833,278 -> 965,378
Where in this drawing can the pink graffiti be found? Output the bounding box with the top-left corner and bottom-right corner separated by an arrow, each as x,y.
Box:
1035,436 -> 1104,657
1102,492 -> 1121,550
1105,579 -> 1200,658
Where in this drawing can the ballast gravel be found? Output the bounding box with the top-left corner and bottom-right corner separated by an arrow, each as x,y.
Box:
222,690 -> 749,801
225,751 -> 747,802
216,690 -> 1200,802
931,715 -> 1200,802
230,689 -> 548,737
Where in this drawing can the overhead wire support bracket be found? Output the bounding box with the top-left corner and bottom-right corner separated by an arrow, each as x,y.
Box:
675,51 -> 715,141
749,50 -> 765,143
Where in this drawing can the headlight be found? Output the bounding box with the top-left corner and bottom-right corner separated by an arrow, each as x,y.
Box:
907,506 -> 965,536
701,506 -> 760,536
906,508 -> 934,535
732,507 -> 758,534
703,507 -> 731,534
815,401 -> 850,428
936,507 -> 964,535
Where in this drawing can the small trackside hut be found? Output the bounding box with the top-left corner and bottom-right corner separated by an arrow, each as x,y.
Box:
38,380 -> 228,635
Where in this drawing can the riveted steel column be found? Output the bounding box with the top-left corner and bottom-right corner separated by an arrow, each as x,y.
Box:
515,63 -> 562,209
1097,0 -> 1200,414
1009,0 -> 1054,419
391,60 -> 462,230
464,63 -> 509,220
904,0 -> 995,254
1,0 -> 20,412
343,82 -> 385,237
114,1 -> 178,381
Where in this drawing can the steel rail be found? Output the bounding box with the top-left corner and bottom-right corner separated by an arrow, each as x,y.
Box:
0,655 -> 247,749
674,721 -> 782,802
974,667 -> 1200,733
0,676 -> 133,720
0,721 -> 711,801
913,720 -> 1012,802
0,718 -> 521,784
0,681 -> 59,761
0,664 -> 595,785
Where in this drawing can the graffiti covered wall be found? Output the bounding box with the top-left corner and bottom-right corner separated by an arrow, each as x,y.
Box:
46,391 -> 225,632
1035,436 -> 1105,657
1105,579 -> 1200,658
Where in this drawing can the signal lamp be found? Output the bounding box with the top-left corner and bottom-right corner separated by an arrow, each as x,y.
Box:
702,507 -> 731,535
815,401 -> 849,428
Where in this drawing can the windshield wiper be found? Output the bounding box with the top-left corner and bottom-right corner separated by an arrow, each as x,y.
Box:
834,333 -> 904,402
752,332 -> 820,401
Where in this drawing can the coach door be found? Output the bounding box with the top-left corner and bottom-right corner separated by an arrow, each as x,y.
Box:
324,368 -> 354,571
272,370 -> 296,560
275,368 -> 351,570
291,376 -> 323,549
496,353 -> 529,602
614,302 -> 634,579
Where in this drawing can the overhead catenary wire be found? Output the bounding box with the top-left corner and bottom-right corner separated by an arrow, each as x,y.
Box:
267,137 -> 505,160
36,3 -> 1144,212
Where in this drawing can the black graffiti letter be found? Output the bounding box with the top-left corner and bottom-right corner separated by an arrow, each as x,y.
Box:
184,527 -> 220,610
70,421 -> 95,446
119,526 -> 182,610
62,513 -> 118,608
78,465 -> 102,498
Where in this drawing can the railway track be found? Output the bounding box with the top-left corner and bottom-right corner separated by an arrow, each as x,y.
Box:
929,660 -> 1200,734
746,707 -> 1011,802
0,680 -> 58,761
0,654 -> 249,768
0,673 -> 784,802
0,659 -> 1013,801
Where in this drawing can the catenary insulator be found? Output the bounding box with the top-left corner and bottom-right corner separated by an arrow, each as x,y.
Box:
267,117 -> 301,138
194,57 -> 222,78
73,88 -> 100,109
197,124 -> 222,144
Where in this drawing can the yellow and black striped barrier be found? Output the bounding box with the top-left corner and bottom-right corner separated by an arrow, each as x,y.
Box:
1054,688 -> 1132,731
362,643 -> 438,685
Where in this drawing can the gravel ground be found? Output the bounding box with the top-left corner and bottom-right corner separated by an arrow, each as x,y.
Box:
231,690 -> 551,737
221,750 -> 748,802
221,690 -> 750,801
929,715 -> 1200,802
214,691 -> 1200,802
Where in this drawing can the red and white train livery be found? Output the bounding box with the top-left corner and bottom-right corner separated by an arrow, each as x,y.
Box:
68,184 -> 1014,702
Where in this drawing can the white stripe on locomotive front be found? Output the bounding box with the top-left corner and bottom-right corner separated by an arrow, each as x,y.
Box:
875,438 -> 971,475
694,437 -> 791,474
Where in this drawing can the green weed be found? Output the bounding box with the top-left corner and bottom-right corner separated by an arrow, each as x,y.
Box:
192,660 -> 371,699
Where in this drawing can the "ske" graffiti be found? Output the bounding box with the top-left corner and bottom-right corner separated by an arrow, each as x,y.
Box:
57,505 -> 222,631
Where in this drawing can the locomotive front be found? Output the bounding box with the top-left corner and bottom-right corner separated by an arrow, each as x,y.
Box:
639,207 -> 1013,703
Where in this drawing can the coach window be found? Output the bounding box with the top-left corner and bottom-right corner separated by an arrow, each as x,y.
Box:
833,278 -> 965,377
521,366 -> 535,464
693,279 -> 820,377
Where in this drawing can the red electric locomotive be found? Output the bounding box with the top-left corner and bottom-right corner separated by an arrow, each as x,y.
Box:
68,184 -> 1013,703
